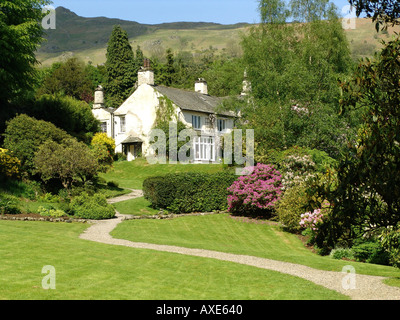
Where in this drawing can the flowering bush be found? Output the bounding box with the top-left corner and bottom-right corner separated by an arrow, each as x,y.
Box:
299,200 -> 331,241
281,154 -> 316,190
227,163 -> 282,217
300,209 -> 324,231
0,148 -> 21,180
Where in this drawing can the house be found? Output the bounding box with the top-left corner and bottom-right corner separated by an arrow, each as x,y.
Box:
92,60 -> 239,163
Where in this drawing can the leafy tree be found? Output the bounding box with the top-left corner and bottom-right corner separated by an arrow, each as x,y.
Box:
240,0 -> 355,158
37,58 -> 94,102
309,36 -> 400,253
17,94 -> 100,143
3,114 -> 72,174
34,138 -> 100,189
85,63 -> 107,90
337,36 -> 400,228
104,25 -> 136,108
258,0 -> 290,23
289,0 -> 336,22
0,0 -> 49,104
201,57 -> 245,97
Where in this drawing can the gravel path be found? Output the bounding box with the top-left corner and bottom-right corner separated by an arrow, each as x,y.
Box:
79,189 -> 400,300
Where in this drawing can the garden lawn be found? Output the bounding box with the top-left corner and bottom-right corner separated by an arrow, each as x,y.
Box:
112,196 -> 159,216
101,158 -> 227,190
0,220 -> 348,300
111,213 -> 400,280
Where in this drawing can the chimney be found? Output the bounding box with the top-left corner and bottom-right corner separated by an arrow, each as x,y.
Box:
93,85 -> 104,109
195,78 -> 208,95
138,58 -> 154,86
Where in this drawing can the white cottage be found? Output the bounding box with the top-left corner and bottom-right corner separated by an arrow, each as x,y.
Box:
92,60 -> 238,162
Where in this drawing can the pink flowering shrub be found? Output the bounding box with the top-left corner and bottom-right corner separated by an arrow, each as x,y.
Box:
299,201 -> 331,236
227,163 -> 282,217
299,209 -> 324,231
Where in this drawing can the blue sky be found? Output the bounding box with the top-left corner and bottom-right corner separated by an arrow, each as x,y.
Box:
50,0 -> 355,24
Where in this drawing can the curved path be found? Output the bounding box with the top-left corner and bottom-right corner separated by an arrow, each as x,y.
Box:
79,189 -> 400,300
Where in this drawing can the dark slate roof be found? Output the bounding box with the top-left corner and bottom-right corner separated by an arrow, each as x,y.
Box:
153,85 -> 236,117
121,136 -> 143,144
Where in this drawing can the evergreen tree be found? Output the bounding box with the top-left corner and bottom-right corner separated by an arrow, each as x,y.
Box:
134,45 -> 144,70
104,25 -> 136,108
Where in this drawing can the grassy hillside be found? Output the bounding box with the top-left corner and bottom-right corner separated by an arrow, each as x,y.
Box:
36,6 -> 248,67
36,7 -> 400,68
345,18 -> 400,60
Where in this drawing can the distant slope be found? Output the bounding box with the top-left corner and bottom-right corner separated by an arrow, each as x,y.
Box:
36,7 -> 400,68
36,6 -> 249,66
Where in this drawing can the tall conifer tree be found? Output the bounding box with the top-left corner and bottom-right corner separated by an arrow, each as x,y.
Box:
104,25 -> 136,108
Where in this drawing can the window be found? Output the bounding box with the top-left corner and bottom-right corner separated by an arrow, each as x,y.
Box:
217,119 -> 226,132
100,122 -> 107,133
194,136 -> 215,161
120,116 -> 126,133
192,115 -> 201,129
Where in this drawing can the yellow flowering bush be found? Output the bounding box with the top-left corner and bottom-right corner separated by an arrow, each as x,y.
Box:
0,148 -> 21,179
91,133 -> 116,171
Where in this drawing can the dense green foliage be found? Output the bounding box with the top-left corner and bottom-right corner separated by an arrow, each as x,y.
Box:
23,94 -> 99,142
37,57 -> 95,102
0,0 -> 48,104
143,172 -> 237,213
104,25 -> 137,108
305,35 -> 400,258
33,138 -> 101,189
3,114 -> 71,174
69,193 -> 115,219
240,2 -> 357,159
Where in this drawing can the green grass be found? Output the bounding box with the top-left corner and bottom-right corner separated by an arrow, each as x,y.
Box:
111,213 -> 400,279
0,220 -> 348,300
101,158 -> 227,190
112,196 -> 160,216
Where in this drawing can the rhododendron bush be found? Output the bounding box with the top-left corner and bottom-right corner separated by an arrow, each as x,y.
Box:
227,163 -> 282,217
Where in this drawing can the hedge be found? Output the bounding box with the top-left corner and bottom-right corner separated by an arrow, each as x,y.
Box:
143,172 -> 237,214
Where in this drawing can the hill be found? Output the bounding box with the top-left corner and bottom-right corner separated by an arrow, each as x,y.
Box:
36,7 -> 249,67
36,7 -> 400,67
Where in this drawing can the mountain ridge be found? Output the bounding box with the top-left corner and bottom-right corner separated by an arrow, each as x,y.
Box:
39,6 -> 250,54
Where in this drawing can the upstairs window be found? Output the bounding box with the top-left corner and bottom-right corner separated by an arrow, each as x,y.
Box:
120,116 -> 126,133
192,115 -> 201,129
217,119 -> 226,132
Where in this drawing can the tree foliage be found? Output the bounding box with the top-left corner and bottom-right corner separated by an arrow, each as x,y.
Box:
309,36 -> 400,251
3,114 -> 71,174
240,1 -> 356,158
0,0 -> 49,104
28,94 -> 100,142
34,138 -> 100,189
37,57 -> 95,102
105,25 -> 137,108
337,36 -> 400,228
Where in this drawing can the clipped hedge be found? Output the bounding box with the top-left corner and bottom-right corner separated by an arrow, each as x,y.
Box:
143,172 -> 237,214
